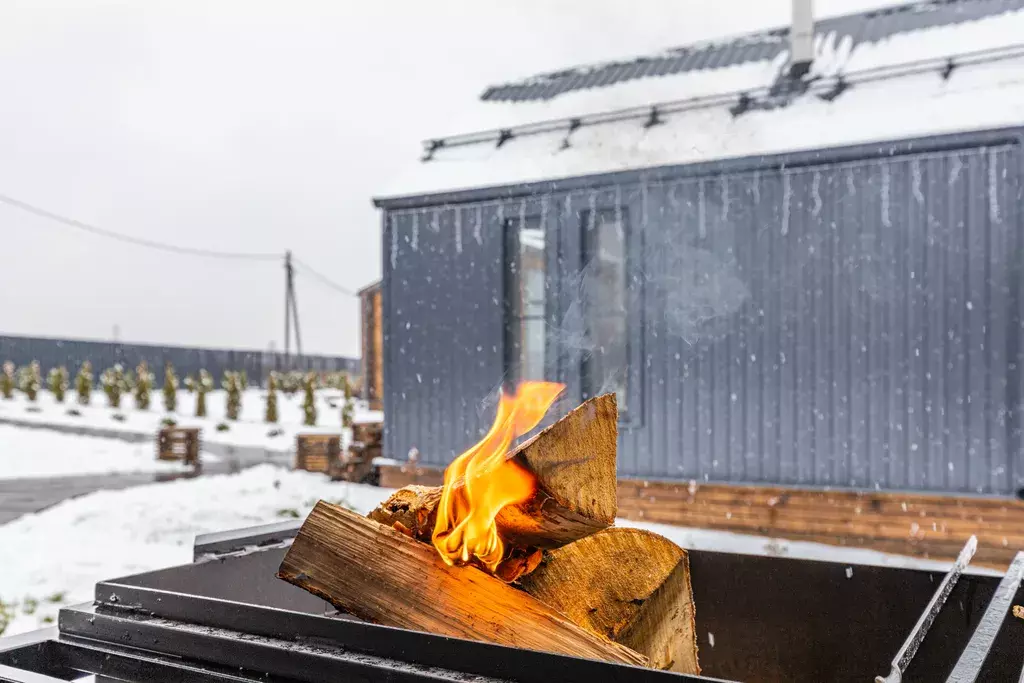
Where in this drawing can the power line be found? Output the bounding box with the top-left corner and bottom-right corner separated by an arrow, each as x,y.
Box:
0,191 -> 362,297
292,257 -> 357,297
0,192 -> 281,261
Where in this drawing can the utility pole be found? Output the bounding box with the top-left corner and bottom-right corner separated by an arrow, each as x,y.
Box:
283,250 -> 303,370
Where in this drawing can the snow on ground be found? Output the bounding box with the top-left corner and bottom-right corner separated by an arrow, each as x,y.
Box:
0,388 -> 382,453
0,462 -> 993,637
0,464 -> 393,636
0,425 -> 197,479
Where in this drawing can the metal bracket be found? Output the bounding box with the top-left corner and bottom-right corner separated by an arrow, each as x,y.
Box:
876,535 -> 978,683
945,551 -> 1024,683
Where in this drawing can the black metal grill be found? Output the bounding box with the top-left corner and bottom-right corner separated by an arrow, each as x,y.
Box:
2,523 -> 1023,682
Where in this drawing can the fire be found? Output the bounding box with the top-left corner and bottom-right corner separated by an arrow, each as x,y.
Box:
432,381 -> 565,572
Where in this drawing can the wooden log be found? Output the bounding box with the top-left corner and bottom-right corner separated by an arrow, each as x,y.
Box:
369,393 -> 619,550
518,528 -> 699,674
278,501 -> 649,668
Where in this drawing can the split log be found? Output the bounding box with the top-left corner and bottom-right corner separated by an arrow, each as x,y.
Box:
278,501 -> 649,667
368,393 -> 619,550
519,528 -> 700,674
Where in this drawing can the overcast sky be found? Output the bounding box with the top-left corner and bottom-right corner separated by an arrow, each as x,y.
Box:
0,1 -> 888,357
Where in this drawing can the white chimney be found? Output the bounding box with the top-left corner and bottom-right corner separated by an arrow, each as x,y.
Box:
790,0 -> 814,77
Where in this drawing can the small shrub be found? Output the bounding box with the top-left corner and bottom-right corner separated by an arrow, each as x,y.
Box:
112,413 -> 127,422
161,417 -> 177,427
0,599 -> 13,636
17,361 -> 42,402
100,364 -> 129,408
133,361 -> 153,410
75,361 -> 93,405
341,373 -> 354,429
276,507 -> 300,519
239,370 -> 249,391
22,597 -> 38,615
301,372 -> 317,426
47,366 -> 69,403
222,371 -> 242,420
216,421 -> 230,432
280,371 -> 302,396
66,408 -> 82,417
46,591 -> 66,603
188,370 -> 213,417
265,372 -> 279,424
162,363 -> 178,413
267,427 -> 284,437
41,615 -> 54,625
0,361 -> 15,399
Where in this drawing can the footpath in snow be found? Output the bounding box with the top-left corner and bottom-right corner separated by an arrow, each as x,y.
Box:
0,463 -> 985,638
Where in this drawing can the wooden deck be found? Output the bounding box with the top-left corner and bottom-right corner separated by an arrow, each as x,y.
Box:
378,464 -> 1024,569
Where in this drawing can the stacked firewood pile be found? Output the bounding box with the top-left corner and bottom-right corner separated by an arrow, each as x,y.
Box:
278,390 -> 700,674
328,420 -> 382,483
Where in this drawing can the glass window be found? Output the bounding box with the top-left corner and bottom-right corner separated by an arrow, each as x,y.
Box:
504,216 -> 545,383
582,207 -> 628,409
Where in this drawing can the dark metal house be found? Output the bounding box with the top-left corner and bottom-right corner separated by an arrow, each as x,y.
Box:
374,0 -> 1024,495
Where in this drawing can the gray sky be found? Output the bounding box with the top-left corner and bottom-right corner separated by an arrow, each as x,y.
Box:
0,1 -> 805,357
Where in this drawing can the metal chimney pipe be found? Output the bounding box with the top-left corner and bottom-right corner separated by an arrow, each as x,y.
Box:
790,0 -> 814,77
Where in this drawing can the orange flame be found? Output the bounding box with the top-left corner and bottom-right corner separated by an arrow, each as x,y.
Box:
432,381 -> 565,572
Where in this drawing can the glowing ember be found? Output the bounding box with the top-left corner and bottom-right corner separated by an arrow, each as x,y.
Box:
432,381 -> 565,572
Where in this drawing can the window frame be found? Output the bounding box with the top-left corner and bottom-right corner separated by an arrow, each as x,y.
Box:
502,212 -> 547,388
578,192 -> 644,426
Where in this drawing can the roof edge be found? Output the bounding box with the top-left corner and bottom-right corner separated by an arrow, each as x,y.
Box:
373,125 -> 1024,211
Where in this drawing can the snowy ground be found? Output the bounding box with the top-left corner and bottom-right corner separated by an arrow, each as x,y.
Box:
0,424 -> 200,479
0,463 -> 991,638
0,465 -> 389,636
0,388 -> 382,453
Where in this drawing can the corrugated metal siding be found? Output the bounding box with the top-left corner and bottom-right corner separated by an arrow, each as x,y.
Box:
382,141 -> 1024,494
0,335 -> 357,387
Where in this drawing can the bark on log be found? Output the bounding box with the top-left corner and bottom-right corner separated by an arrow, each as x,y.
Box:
278,501 -> 649,668
368,393 -> 618,549
518,528 -> 700,674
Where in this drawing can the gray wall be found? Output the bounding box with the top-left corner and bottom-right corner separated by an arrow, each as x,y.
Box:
380,131 -> 1024,495
0,334 -> 358,386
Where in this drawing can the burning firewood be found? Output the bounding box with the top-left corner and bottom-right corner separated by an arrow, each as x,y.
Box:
519,527 -> 699,674
277,501 -> 649,667
279,385 -> 698,673
368,392 -> 619,553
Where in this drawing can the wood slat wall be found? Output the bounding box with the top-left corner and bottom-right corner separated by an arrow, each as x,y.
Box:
376,464 -> 1024,569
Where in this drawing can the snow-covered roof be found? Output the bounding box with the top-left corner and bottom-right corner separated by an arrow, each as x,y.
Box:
379,0 -> 1024,203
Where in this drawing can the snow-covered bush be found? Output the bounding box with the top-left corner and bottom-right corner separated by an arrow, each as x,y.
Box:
222,371 -> 242,420
188,369 -> 213,417
162,363 -> 179,413
75,361 -> 93,405
265,372 -> 279,424
47,366 -> 69,403
341,373 -> 354,428
280,371 -> 302,396
0,362 -> 14,399
100,364 -> 129,408
301,372 -> 317,426
133,361 -> 154,410
17,361 -> 42,402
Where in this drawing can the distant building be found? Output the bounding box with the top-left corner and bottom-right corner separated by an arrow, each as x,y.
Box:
375,0 -> 1024,495
359,281 -> 383,410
